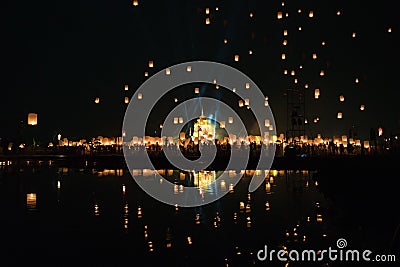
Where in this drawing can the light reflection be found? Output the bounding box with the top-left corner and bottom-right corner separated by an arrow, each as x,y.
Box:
26,193 -> 37,211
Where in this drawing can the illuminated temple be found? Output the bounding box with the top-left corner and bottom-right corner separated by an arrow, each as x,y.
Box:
191,110 -> 216,140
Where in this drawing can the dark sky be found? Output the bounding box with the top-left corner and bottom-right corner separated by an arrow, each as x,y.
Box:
2,0 -> 399,143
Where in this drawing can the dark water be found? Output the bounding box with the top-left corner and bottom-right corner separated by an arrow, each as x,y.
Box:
0,159 -> 398,267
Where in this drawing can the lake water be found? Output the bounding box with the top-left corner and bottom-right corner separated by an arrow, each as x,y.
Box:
0,158 -> 398,266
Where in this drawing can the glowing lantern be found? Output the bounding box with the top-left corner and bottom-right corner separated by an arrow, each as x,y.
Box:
248,50 -> 253,55
194,87 -> 199,94
305,84 -> 309,89
124,84 -> 129,91
277,12 -> 283,19
298,26 -> 302,31
215,7 -> 219,11
314,89 -> 320,99
244,98 -> 250,106
132,0 -> 138,6
309,11 -> 314,18
165,68 -> 171,75
27,113 -> 38,126
265,120 -> 270,127
388,27 -> 392,33
352,32 -> 356,38
360,104 -> 365,111
285,13 -> 289,17
234,54 -> 239,62
144,71 -> 148,77
138,93 -> 143,100
337,112 -> 343,119
355,77 -> 359,83
291,70 -> 295,76
378,127 -> 383,136
173,117 -> 179,124
124,97 -> 129,104
179,117 -> 183,124
298,9 -> 301,13
249,12 -> 254,18
148,60 -> 154,68
220,121 -> 225,129
26,193 -> 37,210
363,141 -> 370,148
337,10 -> 341,15
228,117 -> 233,124
95,98 -> 100,104
246,82 -> 250,89
281,53 -> 286,60
180,132 -> 185,141
294,78 -> 298,84
339,95 -> 345,102
265,100 -> 269,106
205,18 -> 210,25
223,38 -> 228,44
312,53 -> 317,59
283,29 -> 288,36
299,65 -> 303,69
283,39 -> 287,46
284,69 -> 288,75
320,70 -> 325,76
174,98 -> 178,103
186,66 -> 192,72
321,41 -> 326,46
205,7 -> 209,14
282,2 -> 285,6
238,100 -> 244,107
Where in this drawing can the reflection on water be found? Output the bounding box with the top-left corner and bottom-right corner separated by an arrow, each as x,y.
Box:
1,159 -> 382,266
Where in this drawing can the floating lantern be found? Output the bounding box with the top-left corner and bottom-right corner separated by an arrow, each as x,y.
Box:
248,50 -> 253,55
312,53 -> 317,59
266,182 -> 271,193
294,78 -> 298,84
360,104 -> 365,111
291,70 -> 295,76
186,66 -> 192,72
388,27 -> 392,33
314,89 -> 320,99
215,84 -> 219,89
174,98 -> 178,102
205,17 -> 210,25
298,9 -> 301,13
132,0 -> 138,6
283,39 -> 287,46
363,141 -> 370,148
124,97 -> 129,104
223,38 -> 228,44
265,120 -> 270,127
228,117 -> 233,124
27,113 -> 38,126
179,117 -> 183,124
284,69 -> 288,75
355,77 -> 359,83
281,53 -> 286,60
173,117 -> 179,124
205,7 -> 209,14
337,112 -> 343,119
298,26 -> 302,31
179,132 -> 185,141
234,54 -> 239,62
148,60 -> 154,68
238,100 -> 244,107
320,70 -> 325,76
26,193 -> 37,210
286,13 -> 289,17
244,98 -> 250,106
352,32 -> 356,38
124,84 -> 129,91
339,95 -> 345,102
246,82 -> 250,89
277,12 -> 283,19
249,12 -> 254,18
194,87 -> 199,94
305,84 -> 309,89
283,29 -> 288,36
220,121 -> 225,128
299,65 -> 303,69
138,93 -> 143,100
215,7 -> 219,11
321,41 -> 326,46
94,98 -> 100,104
144,71 -> 148,77
337,10 -> 341,15
309,11 -> 314,18
165,68 -> 171,75
264,100 -> 269,106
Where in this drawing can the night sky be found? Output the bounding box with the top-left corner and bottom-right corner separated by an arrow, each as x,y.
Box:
2,0 -> 399,143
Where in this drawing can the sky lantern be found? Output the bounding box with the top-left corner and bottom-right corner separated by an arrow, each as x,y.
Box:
220,121 -> 225,129
144,71 -> 148,77
352,32 -> 356,38
138,93 -> 143,100
248,50 -> 253,55
339,95 -> 345,102
245,82 -> 250,89
27,113 -> 38,126
355,77 -> 359,83
304,84 -> 309,89
165,68 -> 171,75
312,53 -> 317,59
148,60 -> 154,68
228,117 -> 233,124
283,29 -> 288,36
174,98 -> 178,103
291,70 -> 295,76
223,38 -> 228,44
360,104 -> 365,111
215,7 -> 219,11
194,87 -> 199,94
298,9 -> 301,13
249,12 -> 254,18
378,127 -> 383,136
94,97 -> 100,104
388,27 -> 392,33
234,54 -> 239,62
284,69 -> 288,75
320,70 -> 325,76
173,117 -> 179,124
283,39 -> 287,46
244,98 -> 250,106
205,18 -> 210,25
132,0 -> 138,6
205,7 -> 209,15
124,97 -> 129,104
298,26 -> 302,31
337,112 -> 343,119
321,41 -> 326,46
277,12 -> 283,19
265,120 -> 270,127
238,100 -> 244,107
337,10 -> 341,15
186,66 -> 192,72
309,11 -> 314,18
281,2 -> 285,6
124,84 -> 129,91
179,117 -> 184,124
281,53 -> 286,60
314,89 -> 320,99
